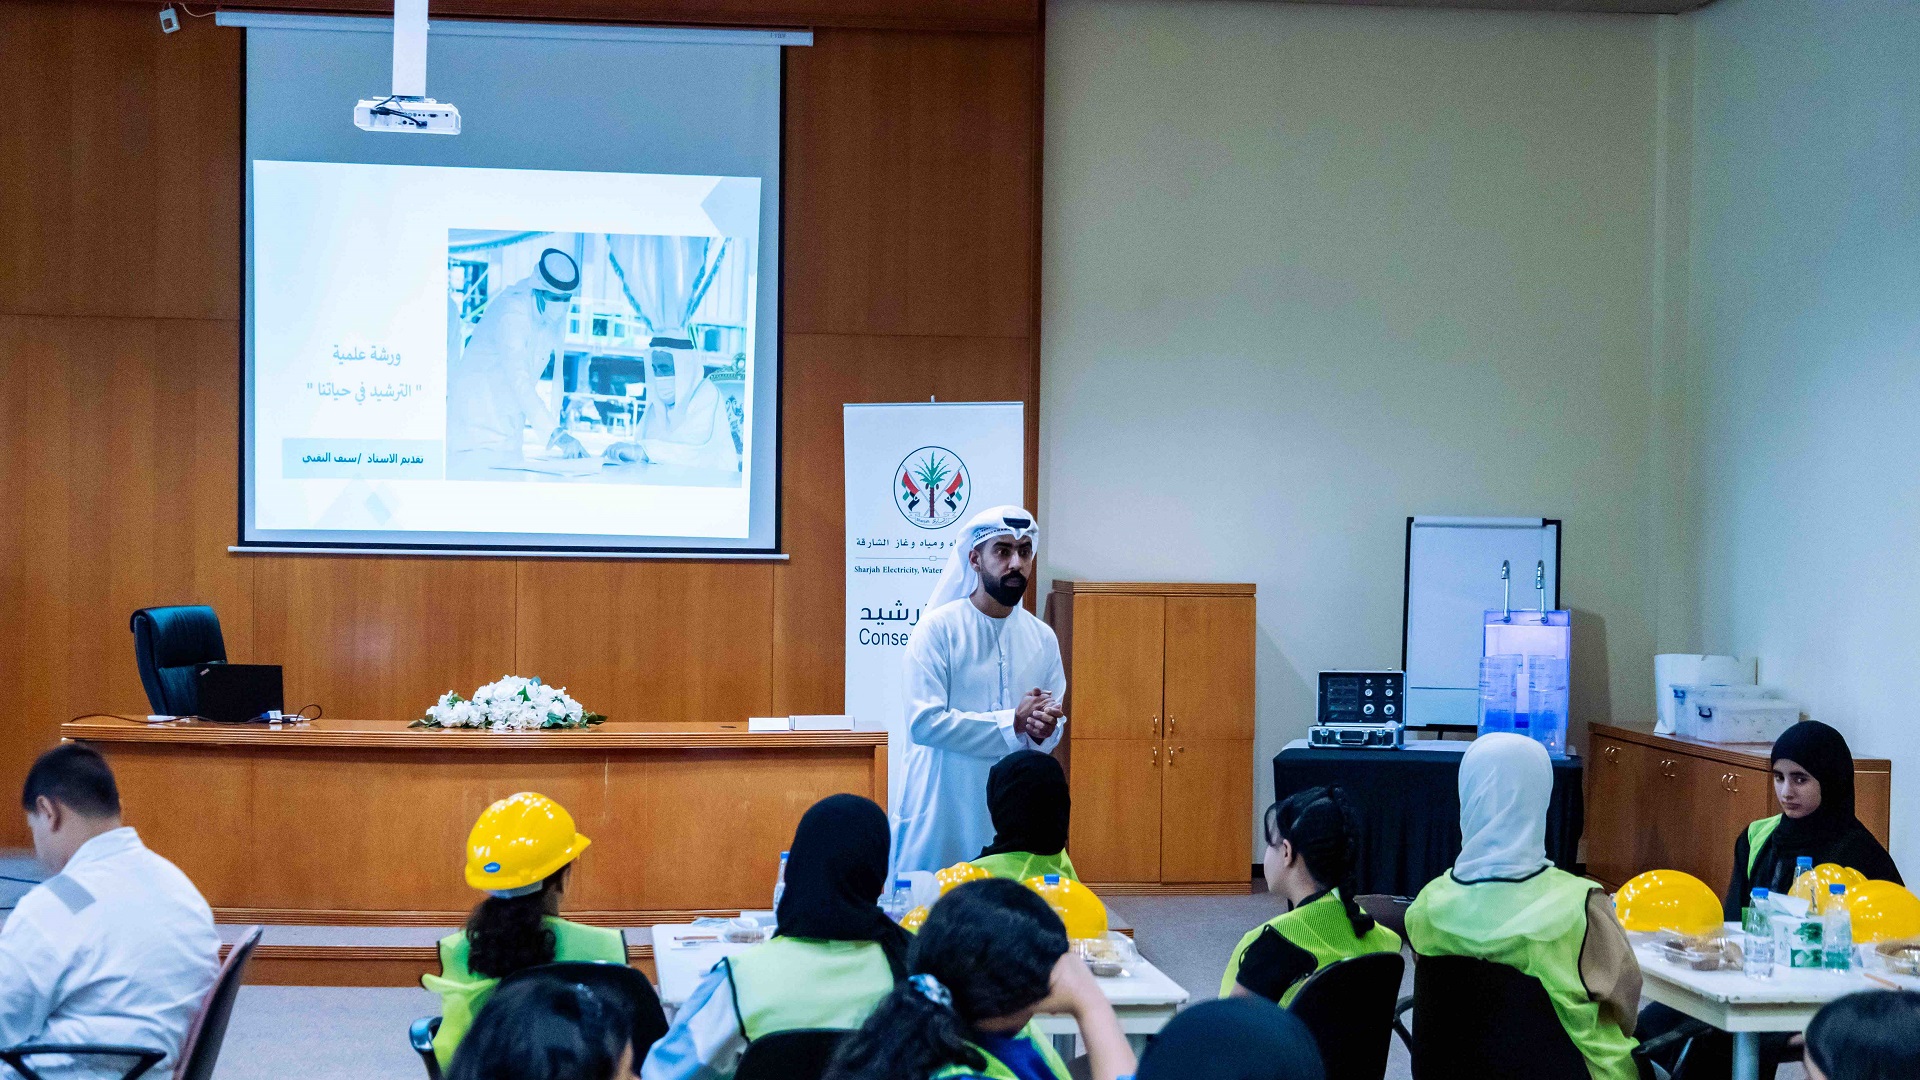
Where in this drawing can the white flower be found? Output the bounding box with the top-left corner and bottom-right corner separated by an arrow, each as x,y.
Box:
426,676 -> 595,730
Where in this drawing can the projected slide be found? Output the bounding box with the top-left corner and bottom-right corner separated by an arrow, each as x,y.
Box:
250,160 -> 760,542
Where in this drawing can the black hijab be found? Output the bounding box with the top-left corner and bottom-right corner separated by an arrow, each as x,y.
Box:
774,794 -> 911,981
1135,999 -> 1326,1080
977,750 -> 1070,859
1751,721 -> 1901,894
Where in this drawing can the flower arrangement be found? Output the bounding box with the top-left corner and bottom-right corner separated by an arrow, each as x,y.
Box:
413,676 -> 605,731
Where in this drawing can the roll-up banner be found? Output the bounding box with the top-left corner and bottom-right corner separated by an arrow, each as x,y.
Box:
844,402 -> 1025,813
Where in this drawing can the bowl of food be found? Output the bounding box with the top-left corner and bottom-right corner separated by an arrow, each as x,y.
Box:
1874,941 -> 1920,977
1658,933 -> 1743,971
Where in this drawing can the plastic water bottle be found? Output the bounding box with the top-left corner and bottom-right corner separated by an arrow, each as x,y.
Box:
1823,883 -> 1853,971
772,851 -> 789,911
1743,888 -> 1775,978
882,877 -> 913,920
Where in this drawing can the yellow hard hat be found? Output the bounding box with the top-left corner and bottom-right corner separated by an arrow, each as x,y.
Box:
1792,864 -> 1868,914
1024,873 -> 1109,941
900,905 -> 930,933
465,792 -> 591,895
936,861 -> 990,895
1848,880 -> 1920,943
1614,870 -> 1721,935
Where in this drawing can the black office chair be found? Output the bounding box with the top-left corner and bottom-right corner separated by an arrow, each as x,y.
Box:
413,961 -> 667,1080
408,1017 -> 442,1080
1288,951 -> 1406,1080
736,1028 -> 848,1080
1395,954 -> 1591,1080
0,926 -> 261,1080
130,606 -> 227,715
501,961 -> 669,1061
173,926 -> 262,1080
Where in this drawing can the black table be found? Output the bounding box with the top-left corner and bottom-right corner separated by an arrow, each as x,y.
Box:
1271,741 -> 1584,897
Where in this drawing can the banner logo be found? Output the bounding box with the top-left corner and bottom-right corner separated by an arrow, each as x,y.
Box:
895,446 -> 970,529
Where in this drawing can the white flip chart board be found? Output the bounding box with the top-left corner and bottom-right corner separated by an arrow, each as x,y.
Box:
1401,516 -> 1561,729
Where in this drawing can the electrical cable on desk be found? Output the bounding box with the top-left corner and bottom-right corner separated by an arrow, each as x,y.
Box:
294,704 -> 322,721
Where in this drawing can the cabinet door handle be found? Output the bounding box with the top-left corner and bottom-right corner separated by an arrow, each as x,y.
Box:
1603,745 -> 1619,764
1660,758 -> 1678,778
1152,715 -> 1161,738
1724,772 -> 1740,793
1151,746 -> 1158,767
1170,745 -> 1183,766
1167,716 -> 1176,735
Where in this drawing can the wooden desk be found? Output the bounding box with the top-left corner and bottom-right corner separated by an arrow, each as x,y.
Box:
61,716 -> 887,927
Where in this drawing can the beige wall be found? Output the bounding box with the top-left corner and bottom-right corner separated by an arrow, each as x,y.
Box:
1041,0 -> 1665,857
1684,0 -> 1919,873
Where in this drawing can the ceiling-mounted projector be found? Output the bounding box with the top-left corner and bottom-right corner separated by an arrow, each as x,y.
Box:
355,0 -> 460,135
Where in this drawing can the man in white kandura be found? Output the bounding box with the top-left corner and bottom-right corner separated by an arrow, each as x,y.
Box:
892,506 -> 1067,874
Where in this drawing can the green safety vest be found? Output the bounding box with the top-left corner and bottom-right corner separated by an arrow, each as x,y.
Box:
971,850 -> 1080,883
724,937 -> 897,1041
1407,869 -> 1638,1080
1747,815 -> 1782,876
1218,890 -> 1403,1006
422,917 -> 626,1068
931,1023 -> 1072,1080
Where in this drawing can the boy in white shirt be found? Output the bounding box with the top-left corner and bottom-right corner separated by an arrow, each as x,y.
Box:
0,744 -> 219,1080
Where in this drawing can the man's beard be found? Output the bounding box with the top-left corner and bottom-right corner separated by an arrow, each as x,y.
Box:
981,570 -> 1028,607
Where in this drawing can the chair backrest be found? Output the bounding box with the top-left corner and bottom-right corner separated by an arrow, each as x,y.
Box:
1409,955 -> 1588,1080
408,1016 -> 442,1080
499,961 -> 670,1062
735,1028 -> 848,1080
1288,951 -> 1406,1080
130,606 -> 227,715
173,926 -> 261,1080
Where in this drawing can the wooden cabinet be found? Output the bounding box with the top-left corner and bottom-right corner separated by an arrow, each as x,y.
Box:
1048,582 -> 1255,892
1585,723 -> 1893,898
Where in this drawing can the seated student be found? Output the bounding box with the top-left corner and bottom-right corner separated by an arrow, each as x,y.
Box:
1803,990 -> 1920,1080
1221,786 -> 1401,1005
971,750 -> 1077,881
0,744 -> 218,1080
641,794 -> 909,1080
1134,997 -> 1326,1080
1722,720 -> 1901,917
447,969 -> 639,1080
425,792 -> 625,1069
1406,733 -> 1641,1080
1642,721 -> 1906,1080
823,878 -> 1136,1080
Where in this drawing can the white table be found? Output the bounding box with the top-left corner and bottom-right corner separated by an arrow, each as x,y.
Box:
1633,929 -> 1920,1080
651,921 -> 1188,1054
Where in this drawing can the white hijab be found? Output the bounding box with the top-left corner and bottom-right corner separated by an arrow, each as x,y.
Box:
924,505 -> 1038,610
1453,733 -> 1554,882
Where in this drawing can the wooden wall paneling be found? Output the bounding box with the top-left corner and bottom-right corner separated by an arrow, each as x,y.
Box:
150,16 -> 243,321
514,560 -> 775,724
770,334 -> 1032,716
130,0 -> 1041,34
0,5 -> 241,321
0,3 -> 76,316
784,28 -> 1036,338
66,319 -> 255,719
0,316 -> 77,826
251,557 -> 519,721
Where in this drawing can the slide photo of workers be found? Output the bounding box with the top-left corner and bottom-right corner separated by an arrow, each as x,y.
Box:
444,229 -> 748,487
